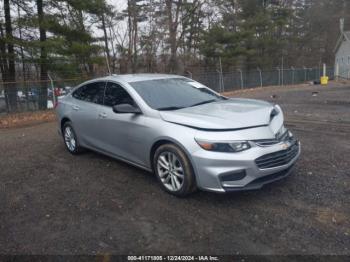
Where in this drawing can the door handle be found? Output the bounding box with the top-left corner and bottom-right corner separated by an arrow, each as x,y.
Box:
98,112 -> 107,119
72,105 -> 80,111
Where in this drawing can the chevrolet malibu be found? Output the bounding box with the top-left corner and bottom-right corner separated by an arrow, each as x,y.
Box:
55,74 -> 300,196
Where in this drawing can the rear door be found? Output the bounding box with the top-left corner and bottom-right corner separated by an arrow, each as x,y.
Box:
70,81 -> 106,148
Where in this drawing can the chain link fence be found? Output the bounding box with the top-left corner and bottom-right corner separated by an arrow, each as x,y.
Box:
191,67 -> 334,93
0,66 -> 334,114
0,78 -> 85,114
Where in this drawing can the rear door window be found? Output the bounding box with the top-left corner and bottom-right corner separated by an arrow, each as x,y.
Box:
73,82 -> 106,105
104,82 -> 134,107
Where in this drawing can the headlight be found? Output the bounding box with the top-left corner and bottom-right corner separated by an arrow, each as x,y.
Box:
195,139 -> 251,153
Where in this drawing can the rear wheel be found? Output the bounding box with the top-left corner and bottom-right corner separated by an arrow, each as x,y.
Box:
153,144 -> 197,197
62,122 -> 84,154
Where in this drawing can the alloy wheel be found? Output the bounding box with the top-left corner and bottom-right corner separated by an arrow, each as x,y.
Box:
157,151 -> 184,191
64,126 -> 76,152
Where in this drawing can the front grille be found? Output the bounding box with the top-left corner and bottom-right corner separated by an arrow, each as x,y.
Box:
254,130 -> 290,146
255,141 -> 299,169
254,139 -> 280,146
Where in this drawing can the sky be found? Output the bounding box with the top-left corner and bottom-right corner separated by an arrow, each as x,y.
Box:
107,0 -> 127,28
107,0 -> 127,11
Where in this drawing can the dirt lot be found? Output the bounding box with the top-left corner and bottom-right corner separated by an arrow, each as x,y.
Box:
0,83 -> 349,255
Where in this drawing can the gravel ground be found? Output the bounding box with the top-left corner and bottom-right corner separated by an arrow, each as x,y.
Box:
0,83 -> 349,255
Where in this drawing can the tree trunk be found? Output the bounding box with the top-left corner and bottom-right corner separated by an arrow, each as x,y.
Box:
133,12 -> 137,73
3,0 -> 17,112
127,0 -> 133,72
37,0 -> 48,110
165,0 -> 181,73
101,14 -> 111,74
108,20 -> 117,73
0,21 -> 7,79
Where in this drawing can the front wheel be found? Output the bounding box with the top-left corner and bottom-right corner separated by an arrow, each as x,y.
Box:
62,122 -> 84,154
153,144 -> 197,197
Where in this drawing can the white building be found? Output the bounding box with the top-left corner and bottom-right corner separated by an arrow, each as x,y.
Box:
334,19 -> 350,79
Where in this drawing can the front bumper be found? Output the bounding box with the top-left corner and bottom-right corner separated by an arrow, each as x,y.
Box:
191,140 -> 301,193
222,163 -> 295,192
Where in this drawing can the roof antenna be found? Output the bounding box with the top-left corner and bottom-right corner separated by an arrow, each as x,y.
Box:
105,54 -> 111,76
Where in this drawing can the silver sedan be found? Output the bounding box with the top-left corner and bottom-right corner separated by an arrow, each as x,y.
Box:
55,74 -> 300,196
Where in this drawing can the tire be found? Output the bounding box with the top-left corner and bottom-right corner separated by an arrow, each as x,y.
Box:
153,143 -> 197,197
62,122 -> 84,154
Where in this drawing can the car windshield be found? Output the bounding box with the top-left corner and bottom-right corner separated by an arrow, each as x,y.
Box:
130,78 -> 225,110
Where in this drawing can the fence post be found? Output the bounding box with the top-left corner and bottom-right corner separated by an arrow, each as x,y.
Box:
238,69 -> 243,89
257,68 -> 262,88
186,71 -> 192,79
24,81 -> 29,111
335,63 -> 339,81
221,73 -> 225,93
277,67 -> 281,86
314,68 -> 317,80
303,66 -> 307,81
291,67 -> 295,85
281,57 -> 284,87
318,63 -> 321,78
4,89 -> 9,113
216,70 -> 222,92
48,74 -> 56,106
219,57 -> 224,92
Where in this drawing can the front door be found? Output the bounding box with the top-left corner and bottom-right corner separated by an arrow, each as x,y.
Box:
97,81 -> 148,166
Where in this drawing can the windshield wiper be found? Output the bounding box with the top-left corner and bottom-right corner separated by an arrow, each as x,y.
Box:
157,106 -> 184,111
158,99 -> 218,111
189,99 -> 217,108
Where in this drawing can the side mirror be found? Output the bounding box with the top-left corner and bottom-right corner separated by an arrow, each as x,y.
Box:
113,103 -> 142,114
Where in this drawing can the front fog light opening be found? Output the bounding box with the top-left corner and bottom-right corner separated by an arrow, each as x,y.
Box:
220,170 -> 247,182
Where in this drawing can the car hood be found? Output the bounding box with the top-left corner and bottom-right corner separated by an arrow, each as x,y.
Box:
159,98 -> 277,130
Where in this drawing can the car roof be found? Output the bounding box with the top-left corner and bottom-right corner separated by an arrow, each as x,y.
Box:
97,73 -> 185,83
